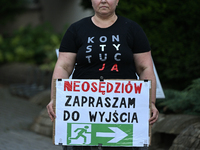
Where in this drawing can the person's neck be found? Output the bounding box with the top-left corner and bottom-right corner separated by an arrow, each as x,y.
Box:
92,13 -> 118,28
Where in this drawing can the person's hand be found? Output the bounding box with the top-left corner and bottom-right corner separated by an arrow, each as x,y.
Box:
46,100 -> 56,122
149,103 -> 159,125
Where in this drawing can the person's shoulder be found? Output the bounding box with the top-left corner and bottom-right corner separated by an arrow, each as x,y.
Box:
118,16 -> 145,34
70,16 -> 91,28
67,16 -> 92,33
118,16 -> 141,28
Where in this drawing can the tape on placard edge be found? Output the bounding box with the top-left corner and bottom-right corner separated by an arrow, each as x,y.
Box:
144,144 -> 148,147
98,143 -> 103,150
99,76 -> 104,82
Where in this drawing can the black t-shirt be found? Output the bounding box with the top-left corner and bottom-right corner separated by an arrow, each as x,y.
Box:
59,16 -> 151,79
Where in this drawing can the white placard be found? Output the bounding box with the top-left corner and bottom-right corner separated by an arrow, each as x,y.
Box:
54,79 -> 151,147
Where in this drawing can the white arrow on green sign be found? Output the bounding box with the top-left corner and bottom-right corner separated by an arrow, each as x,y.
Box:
96,127 -> 128,143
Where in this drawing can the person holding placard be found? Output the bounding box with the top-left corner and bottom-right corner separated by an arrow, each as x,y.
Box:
47,0 -> 159,150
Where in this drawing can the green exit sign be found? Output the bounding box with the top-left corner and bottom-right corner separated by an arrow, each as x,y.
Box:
67,123 -> 133,147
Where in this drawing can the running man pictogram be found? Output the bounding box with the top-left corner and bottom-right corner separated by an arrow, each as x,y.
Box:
68,126 -> 91,144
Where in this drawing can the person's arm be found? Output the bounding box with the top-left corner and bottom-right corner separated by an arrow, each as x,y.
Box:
133,51 -> 159,125
47,52 -> 77,121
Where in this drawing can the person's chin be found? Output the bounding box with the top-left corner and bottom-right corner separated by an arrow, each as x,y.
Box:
99,10 -> 110,15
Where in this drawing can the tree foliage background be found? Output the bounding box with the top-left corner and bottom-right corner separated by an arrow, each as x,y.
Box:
80,0 -> 200,90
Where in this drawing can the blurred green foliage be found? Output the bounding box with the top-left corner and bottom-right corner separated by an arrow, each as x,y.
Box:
80,0 -> 200,89
157,78 -> 200,115
0,23 -> 62,70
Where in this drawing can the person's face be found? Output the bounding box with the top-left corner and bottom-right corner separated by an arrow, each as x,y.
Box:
91,0 -> 119,16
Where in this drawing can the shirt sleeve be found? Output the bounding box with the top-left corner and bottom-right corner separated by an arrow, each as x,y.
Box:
59,25 -> 79,53
131,23 -> 151,53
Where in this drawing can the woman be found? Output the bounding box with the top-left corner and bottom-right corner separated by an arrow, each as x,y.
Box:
47,0 -> 159,150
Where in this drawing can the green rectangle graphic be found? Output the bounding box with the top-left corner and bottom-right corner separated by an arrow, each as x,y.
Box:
67,123 -> 133,147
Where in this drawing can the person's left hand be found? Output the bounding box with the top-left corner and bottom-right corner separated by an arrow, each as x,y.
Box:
149,103 -> 159,125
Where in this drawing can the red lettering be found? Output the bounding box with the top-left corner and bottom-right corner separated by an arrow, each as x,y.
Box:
134,83 -> 142,94
82,82 -> 90,92
99,82 -> 105,94
73,81 -> 80,92
107,82 -> 113,93
114,82 -> 120,93
99,63 -> 105,71
121,83 -> 124,93
111,64 -> 119,72
91,82 -> 98,92
64,81 -> 72,91
125,81 -> 133,93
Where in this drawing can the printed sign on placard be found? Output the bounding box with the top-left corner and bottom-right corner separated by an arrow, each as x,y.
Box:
54,79 -> 151,147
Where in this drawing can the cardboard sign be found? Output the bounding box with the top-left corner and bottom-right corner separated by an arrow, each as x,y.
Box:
53,79 -> 151,147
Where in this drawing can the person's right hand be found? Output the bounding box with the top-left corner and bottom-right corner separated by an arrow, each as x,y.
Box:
46,100 -> 56,122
